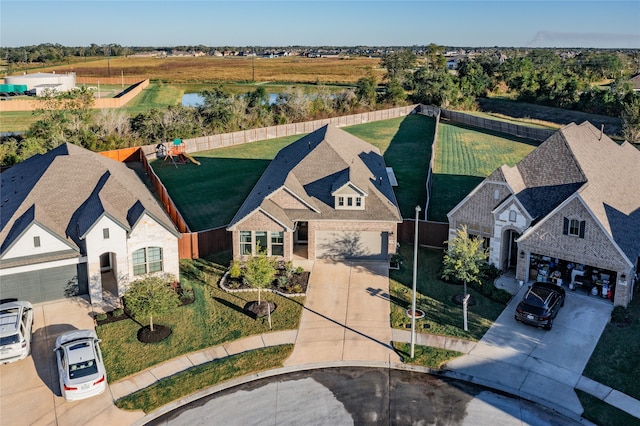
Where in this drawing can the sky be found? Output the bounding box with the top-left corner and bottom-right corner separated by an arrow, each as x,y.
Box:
1,1 -> 639,49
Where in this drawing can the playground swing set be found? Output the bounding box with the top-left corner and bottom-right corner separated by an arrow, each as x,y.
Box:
157,139 -> 201,168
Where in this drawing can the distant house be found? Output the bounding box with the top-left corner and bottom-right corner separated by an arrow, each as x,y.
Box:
227,125 -> 402,262
448,122 -> 640,307
630,74 -> 640,92
0,144 -> 180,305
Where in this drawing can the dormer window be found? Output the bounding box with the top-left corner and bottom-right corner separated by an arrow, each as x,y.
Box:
332,181 -> 366,210
356,197 -> 362,207
338,197 -> 344,207
347,197 -> 353,207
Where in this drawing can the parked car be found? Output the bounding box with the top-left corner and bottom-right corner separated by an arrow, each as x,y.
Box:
54,330 -> 107,401
0,301 -> 34,364
515,281 -> 565,330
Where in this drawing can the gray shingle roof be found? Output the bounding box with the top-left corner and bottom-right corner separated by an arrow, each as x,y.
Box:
228,125 -> 401,229
499,121 -> 640,262
1,143 -> 179,258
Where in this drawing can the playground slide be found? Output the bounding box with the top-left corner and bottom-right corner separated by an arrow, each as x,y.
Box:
182,152 -> 201,166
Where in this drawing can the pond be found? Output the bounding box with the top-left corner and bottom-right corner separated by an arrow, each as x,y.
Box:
182,93 -> 280,107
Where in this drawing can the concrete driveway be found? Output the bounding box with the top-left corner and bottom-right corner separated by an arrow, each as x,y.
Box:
285,260 -> 400,366
445,284 -> 613,416
0,297 -> 143,425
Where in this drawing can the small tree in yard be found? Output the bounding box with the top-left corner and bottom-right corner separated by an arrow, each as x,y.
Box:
243,250 -> 277,306
124,274 -> 181,332
441,225 -> 488,330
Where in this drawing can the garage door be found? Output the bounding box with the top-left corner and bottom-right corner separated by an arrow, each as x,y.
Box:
315,231 -> 388,260
0,264 -> 88,304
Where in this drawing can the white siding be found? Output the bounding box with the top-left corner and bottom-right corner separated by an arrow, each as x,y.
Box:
1,224 -> 73,260
84,216 -> 129,303
127,213 -> 179,282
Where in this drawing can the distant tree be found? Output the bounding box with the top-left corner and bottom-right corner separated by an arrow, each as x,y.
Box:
412,68 -> 459,107
355,73 -> 378,107
124,274 -> 181,332
621,95 -> 640,143
424,43 -> 446,72
381,49 -> 417,82
457,59 -> 492,97
383,77 -> 407,106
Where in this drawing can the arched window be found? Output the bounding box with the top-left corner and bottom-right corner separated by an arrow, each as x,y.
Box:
132,247 -> 163,275
509,211 -> 517,222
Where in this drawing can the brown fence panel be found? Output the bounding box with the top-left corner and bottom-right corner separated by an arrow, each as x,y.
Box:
397,220 -> 449,249
196,227 -> 233,258
440,109 -> 554,142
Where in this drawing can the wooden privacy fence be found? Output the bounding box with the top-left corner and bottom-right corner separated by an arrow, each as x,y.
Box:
397,219 -> 449,249
440,109 -> 555,142
415,105 -> 441,220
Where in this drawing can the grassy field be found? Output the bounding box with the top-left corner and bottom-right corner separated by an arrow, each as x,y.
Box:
22,56 -> 384,85
116,344 -> 293,413
152,114 -> 435,230
96,257 -> 303,381
428,122 -> 539,222
389,245 -> 507,341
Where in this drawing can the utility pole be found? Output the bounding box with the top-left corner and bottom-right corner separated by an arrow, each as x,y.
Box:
410,205 -> 421,358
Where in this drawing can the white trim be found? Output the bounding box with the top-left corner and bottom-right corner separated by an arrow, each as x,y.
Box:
491,194 -> 533,222
331,181 -> 367,197
0,256 -> 87,276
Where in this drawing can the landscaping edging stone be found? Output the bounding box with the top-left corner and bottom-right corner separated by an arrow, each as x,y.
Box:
219,270 -> 307,298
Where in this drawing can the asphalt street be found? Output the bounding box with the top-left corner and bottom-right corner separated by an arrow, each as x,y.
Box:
146,367 -> 583,426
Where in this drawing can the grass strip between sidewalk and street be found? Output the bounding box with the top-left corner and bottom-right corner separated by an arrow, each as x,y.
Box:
115,344 -> 294,413
392,343 -> 463,369
576,390 -> 640,426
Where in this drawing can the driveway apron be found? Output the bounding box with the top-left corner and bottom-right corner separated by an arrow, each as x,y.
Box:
0,297 -> 144,426
285,260 -> 400,366
444,284 -> 613,416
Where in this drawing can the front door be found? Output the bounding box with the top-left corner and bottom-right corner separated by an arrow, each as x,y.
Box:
296,222 -> 308,244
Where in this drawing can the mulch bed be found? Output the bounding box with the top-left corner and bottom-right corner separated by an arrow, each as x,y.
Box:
137,324 -> 172,343
225,270 -> 309,295
244,301 -> 277,318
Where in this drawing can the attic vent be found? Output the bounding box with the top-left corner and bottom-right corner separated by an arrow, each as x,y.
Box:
599,124 -> 604,140
308,141 -> 311,150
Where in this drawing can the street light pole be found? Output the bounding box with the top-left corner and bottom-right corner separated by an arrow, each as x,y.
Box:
410,205 -> 421,358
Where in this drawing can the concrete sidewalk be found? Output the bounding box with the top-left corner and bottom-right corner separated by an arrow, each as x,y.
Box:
105,270 -> 640,423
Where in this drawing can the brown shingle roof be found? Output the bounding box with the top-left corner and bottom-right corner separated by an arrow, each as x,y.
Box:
228,125 -> 401,229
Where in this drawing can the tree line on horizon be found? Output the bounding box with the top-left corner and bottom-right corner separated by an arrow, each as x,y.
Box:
1,45 -> 638,167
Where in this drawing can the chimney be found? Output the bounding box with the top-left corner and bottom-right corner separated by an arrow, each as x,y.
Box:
599,124 -> 604,140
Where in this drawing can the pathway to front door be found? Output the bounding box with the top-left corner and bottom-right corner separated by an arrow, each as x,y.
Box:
284,260 -> 400,366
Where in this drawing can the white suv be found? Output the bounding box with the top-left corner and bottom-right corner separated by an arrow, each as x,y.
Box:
0,301 -> 34,364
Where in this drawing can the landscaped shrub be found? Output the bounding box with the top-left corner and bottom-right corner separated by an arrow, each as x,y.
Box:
113,308 -> 124,317
95,312 -> 107,321
229,261 -> 242,279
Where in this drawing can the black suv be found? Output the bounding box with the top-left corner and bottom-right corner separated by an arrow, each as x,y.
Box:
515,281 -> 565,330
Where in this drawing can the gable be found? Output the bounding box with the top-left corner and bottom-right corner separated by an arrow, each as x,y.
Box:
1,223 -> 75,261
448,181 -> 513,236
234,210 -> 288,232
332,182 -> 366,197
518,197 -> 631,270
269,187 -> 314,210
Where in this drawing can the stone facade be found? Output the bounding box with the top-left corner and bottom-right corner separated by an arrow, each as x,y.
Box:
448,182 -> 512,240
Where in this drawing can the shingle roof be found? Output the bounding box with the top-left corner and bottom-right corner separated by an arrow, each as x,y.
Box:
499,122 -> 640,261
1,143 -> 179,258
228,125 -> 401,229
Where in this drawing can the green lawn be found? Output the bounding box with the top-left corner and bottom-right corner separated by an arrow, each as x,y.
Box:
116,344 -> 293,413
428,122 -> 539,222
392,342 -> 463,368
583,296 -> 640,401
152,114 -> 435,230
96,257 -> 303,381
344,114 -> 435,218
389,245 -> 508,341
577,390 -> 640,426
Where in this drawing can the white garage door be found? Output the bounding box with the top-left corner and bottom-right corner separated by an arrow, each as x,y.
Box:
315,231 -> 388,260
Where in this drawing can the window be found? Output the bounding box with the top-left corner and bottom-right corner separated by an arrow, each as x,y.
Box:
255,231 -> 268,253
338,197 -> 344,207
347,197 -> 353,206
103,228 -> 110,239
240,231 -> 252,256
33,236 -> 41,248
563,218 -> 585,238
509,211 -> 517,222
271,232 -> 284,256
356,197 -> 362,207
132,247 -> 163,275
